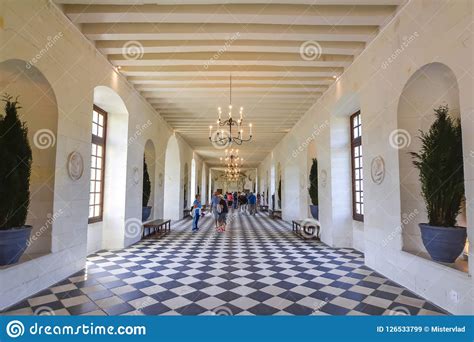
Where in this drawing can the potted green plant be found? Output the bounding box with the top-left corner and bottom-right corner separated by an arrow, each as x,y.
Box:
0,95 -> 33,266
277,178 -> 282,209
410,105 -> 466,263
142,157 -> 152,221
308,158 -> 319,220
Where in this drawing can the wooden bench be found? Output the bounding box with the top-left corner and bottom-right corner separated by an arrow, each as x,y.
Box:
269,209 -> 282,219
292,220 -> 320,240
183,209 -> 192,219
142,219 -> 171,238
259,205 -> 269,212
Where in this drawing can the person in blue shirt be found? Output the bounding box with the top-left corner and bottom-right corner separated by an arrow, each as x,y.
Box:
247,192 -> 257,215
192,194 -> 202,232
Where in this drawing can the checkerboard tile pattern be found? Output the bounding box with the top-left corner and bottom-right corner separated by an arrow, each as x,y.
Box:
1,212 -> 447,316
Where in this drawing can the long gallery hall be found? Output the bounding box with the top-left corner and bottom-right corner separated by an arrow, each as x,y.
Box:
0,0 -> 472,319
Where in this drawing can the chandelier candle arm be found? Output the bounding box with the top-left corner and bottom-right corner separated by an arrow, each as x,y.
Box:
209,75 -> 253,147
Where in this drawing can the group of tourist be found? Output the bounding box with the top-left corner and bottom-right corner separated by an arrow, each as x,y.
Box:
191,190 -> 266,233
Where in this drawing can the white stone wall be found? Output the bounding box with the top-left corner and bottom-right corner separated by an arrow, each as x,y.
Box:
258,0 -> 473,314
0,0 -> 197,309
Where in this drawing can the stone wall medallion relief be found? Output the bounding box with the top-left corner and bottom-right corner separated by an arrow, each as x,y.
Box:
371,155 -> 385,185
67,151 -> 84,181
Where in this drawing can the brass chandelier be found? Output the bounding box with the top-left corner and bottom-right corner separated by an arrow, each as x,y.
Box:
209,75 -> 253,147
220,148 -> 243,168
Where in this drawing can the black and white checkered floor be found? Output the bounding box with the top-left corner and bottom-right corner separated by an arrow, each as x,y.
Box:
2,212 -> 447,316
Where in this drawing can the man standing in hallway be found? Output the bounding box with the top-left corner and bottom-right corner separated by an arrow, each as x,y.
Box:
192,194 -> 202,232
248,192 -> 257,215
211,191 -> 220,228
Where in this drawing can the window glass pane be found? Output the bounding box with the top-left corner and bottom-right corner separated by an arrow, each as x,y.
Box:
90,106 -> 107,221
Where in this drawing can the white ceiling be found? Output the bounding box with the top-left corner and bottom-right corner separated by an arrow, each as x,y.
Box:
55,0 -> 403,167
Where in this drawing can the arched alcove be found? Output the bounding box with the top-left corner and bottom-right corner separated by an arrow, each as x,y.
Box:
276,162 -> 282,209
190,158 -> 196,203
0,59 -> 58,257
200,165 -> 207,204
164,135 -> 181,220
397,63 -> 466,261
143,139 -> 156,219
183,162 -> 189,209
270,164 -> 276,210
89,85 -> 129,251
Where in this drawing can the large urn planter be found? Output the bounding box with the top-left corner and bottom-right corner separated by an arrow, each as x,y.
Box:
142,206 -> 152,221
0,226 -> 32,266
309,205 -> 319,220
419,224 -> 467,263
